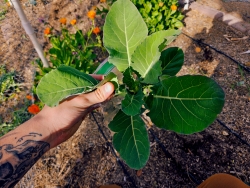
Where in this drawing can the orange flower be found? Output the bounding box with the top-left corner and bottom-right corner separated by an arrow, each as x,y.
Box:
26,95 -> 35,101
44,28 -> 51,35
92,27 -> 101,34
87,10 -> 96,19
70,19 -> 77,25
60,18 -> 67,25
28,104 -> 40,115
100,0 -> 106,2
170,4 -> 177,11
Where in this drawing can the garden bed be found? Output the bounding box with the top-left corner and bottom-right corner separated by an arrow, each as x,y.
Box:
0,0 -> 250,187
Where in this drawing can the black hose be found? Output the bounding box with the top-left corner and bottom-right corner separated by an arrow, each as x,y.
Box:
91,112 -> 139,188
182,32 -> 250,73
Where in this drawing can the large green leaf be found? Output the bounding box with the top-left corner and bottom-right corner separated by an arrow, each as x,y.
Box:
121,88 -> 144,116
103,0 -> 148,72
131,30 -> 180,84
36,65 -> 98,107
148,75 -> 225,134
160,47 -> 184,76
109,110 -> 150,169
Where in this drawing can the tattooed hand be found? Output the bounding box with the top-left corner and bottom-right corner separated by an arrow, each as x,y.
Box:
0,81 -> 114,188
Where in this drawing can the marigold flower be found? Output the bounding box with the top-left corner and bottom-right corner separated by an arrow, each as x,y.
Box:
26,95 -> 35,100
60,18 -> 67,25
100,0 -> 106,3
44,28 -> 51,35
28,104 -> 40,115
70,19 -> 77,25
170,4 -> 177,11
87,10 -> 96,19
195,47 -> 201,53
92,27 -> 101,34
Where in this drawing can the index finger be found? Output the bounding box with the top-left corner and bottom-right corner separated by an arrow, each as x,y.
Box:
90,74 -> 104,81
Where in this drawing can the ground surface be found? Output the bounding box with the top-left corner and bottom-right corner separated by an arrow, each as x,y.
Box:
0,0 -> 250,187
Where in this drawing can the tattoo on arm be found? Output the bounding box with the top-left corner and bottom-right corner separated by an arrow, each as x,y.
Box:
0,133 -> 50,188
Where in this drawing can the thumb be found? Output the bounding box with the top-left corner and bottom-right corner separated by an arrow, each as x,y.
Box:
83,82 -> 114,106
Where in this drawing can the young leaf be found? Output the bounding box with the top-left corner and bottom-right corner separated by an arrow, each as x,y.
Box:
103,0 -> 148,72
122,88 -> 144,116
109,110 -> 150,169
122,67 -> 140,92
160,47 -> 184,76
36,65 -> 98,107
148,75 -> 225,134
131,30 -> 179,84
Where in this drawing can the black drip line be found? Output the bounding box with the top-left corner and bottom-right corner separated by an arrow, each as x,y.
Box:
148,128 -> 202,186
216,119 -> 250,148
182,32 -> 250,73
91,112 -> 138,188
91,111 -> 250,187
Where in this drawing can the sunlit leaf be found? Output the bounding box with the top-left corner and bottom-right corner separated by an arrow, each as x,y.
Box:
109,110 -> 150,169
36,65 -> 98,107
103,0 -> 148,71
148,75 -> 225,134
131,30 -> 180,84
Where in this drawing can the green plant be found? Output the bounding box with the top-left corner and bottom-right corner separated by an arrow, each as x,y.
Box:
36,0 -> 225,170
44,19 -> 104,74
131,0 -> 184,33
96,0 -> 184,34
0,65 -> 20,102
0,99 -> 33,137
0,3 -> 8,21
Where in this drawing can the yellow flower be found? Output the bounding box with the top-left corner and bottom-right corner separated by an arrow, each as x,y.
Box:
170,4 -> 177,11
70,19 -> 77,25
159,2 -> 164,7
100,0 -> 106,3
44,28 -> 51,35
87,10 -> 96,20
60,18 -> 67,25
92,27 -> 101,34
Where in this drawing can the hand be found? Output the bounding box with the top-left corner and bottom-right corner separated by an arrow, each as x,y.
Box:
36,79 -> 114,148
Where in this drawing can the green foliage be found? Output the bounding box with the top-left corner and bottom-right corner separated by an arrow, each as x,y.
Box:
36,65 -> 99,107
46,25 -> 102,74
131,0 -> 184,33
0,65 -> 20,102
37,0 -> 225,170
0,99 -> 33,137
0,4 -> 8,21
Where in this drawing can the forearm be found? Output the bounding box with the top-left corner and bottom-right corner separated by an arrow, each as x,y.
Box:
0,113 -> 54,188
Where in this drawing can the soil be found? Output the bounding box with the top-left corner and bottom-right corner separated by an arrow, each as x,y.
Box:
0,0 -> 250,187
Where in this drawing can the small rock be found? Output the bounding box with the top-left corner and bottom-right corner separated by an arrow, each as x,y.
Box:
222,131 -> 229,136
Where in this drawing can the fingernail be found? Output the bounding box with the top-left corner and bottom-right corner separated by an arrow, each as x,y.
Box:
105,83 -> 112,93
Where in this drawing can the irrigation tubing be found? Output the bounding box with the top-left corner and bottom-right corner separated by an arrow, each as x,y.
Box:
91,116 -> 250,186
148,128 -> 202,186
182,32 -> 250,73
217,119 -> 250,148
91,112 -> 139,188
